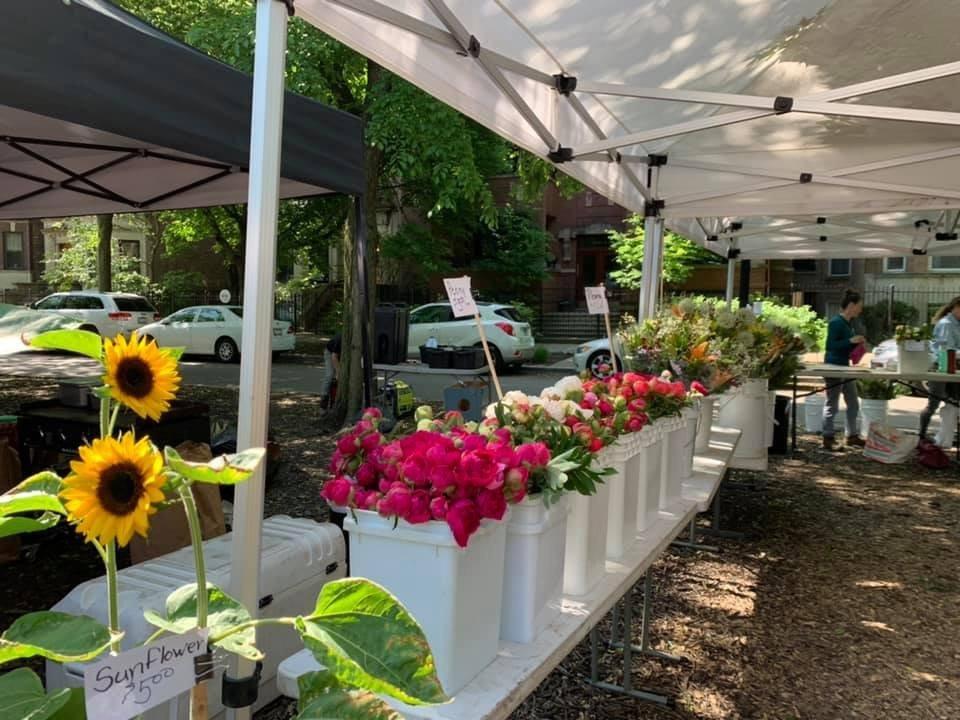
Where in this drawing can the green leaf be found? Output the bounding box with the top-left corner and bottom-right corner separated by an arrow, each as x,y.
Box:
46,688 -> 85,720
29,330 -> 102,361
0,512 -> 61,539
0,668 -> 76,720
296,578 -> 447,707
0,612 -> 114,664
0,491 -> 65,518
166,346 -> 186,361
10,472 -> 64,497
295,671 -> 402,720
144,584 -> 262,661
164,447 -> 265,486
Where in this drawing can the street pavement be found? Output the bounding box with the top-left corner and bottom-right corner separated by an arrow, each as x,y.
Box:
0,351 -> 570,402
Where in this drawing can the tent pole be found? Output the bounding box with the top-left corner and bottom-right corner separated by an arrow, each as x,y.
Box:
725,260 -> 735,306
229,1 -> 288,717
638,165 -> 662,320
355,196 -> 374,407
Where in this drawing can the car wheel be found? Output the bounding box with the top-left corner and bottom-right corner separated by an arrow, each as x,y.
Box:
215,337 -> 239,363
475,342 -> 504,373
142,335 -> 156,346
79,324 -> 99,336
587,350 -> 621,379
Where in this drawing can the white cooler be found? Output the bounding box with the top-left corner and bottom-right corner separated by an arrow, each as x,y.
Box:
46,516 -> 346,720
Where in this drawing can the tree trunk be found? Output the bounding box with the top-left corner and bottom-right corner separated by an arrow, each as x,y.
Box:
97,214 -> 113,292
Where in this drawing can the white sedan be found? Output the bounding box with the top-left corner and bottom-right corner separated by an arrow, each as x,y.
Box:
572,338 -> 625,378
138,305 -> 295,363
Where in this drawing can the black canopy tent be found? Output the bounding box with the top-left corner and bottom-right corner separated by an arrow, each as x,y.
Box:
0,0 -> 364,216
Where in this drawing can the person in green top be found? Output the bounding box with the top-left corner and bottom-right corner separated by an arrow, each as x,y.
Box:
821,289 -> 866,451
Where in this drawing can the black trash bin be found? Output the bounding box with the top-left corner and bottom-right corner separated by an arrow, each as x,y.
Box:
374,303 -> 409,364
770,394 -> 791,455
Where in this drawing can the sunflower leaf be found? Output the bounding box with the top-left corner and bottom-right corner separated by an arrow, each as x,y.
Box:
166,346 -> 185,360
29,330 -> 102,361
0,512 -> 62,539
0,491 -> 66,518
144,583 -> 263,661
0,612 -> 115,664
296,578 -> 447,707
0,668 -> 78,720
10,471 -> 63,497
164,447 -> 266,486
295,671 -> 403,720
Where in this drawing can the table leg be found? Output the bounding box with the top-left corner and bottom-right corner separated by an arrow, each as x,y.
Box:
671,517 -> 720,553
791,375 -> 798,452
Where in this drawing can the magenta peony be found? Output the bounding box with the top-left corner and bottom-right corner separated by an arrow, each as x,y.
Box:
446,498 -> 481,548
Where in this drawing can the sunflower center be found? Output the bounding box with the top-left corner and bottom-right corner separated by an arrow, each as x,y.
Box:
97,463 -> 145,516
116,357 -> 154,399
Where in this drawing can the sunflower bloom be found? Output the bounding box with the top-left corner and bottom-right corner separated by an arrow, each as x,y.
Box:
104,332 -> 180,421
61,433 -> 166,547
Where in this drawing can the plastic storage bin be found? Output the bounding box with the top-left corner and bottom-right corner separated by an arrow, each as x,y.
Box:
452,346 -> 485,369
563,473 -> 611,596
635,425 -> 663,531
501,494 -> 569,643
605,438 -> 638,559
695,395 -> 716,453
344,510 -> 507,695
46,517 -> 346,720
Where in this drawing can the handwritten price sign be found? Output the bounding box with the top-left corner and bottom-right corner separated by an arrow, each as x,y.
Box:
84,629 -> 208,720
584,286 -> 609,315
443,276 -> 478,318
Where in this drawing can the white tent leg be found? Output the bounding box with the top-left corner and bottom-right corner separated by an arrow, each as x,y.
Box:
638,216 -> 663,320
228,2 -> 288,718
725,260 -> 735,306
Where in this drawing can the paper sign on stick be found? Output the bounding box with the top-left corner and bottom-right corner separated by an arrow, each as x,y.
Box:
443,276 -> 478,318
84,629 -> 208,720
584,286 -> 609,315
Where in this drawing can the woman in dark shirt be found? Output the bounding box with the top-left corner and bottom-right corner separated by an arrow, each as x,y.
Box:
821,290 -> 866,451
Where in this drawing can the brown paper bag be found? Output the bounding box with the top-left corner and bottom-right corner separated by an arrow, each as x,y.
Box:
0,438 -> 22,564
129,441 -> 226,565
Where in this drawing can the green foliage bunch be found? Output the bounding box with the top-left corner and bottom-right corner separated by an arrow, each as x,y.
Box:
608,215 -> 721,289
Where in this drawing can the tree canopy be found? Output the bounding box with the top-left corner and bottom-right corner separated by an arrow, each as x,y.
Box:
609,215 -> 722,289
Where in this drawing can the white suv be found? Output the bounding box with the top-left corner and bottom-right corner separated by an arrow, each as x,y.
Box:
30,292 -> 160,337
406,302 -> 536,369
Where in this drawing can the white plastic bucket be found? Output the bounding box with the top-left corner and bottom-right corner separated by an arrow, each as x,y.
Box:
765,392 -> 776,447
563,471 -> 611,596
605,439 -> 639,559
636,426 -> 662,531
717,378 -> 769,461
695,395 -> 717,453
345,511 -> 507,694
804,394 -> 825,433
501,494 -> 569,644
859,398 -> 888,435
898,343 -> 932,374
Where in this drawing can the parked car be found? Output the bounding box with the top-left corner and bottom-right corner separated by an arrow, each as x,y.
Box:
572,338 -> 624,378
137,305 -> 295,362
29,291 -> 160,337
406,302 -> 535,370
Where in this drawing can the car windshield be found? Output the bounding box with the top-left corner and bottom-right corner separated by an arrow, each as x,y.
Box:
114,296 -> 156,312
494,307 -> 522,322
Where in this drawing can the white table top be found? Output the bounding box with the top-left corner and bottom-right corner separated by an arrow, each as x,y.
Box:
374,363 -> 489,376
277,426 -> 741,718
797,364 -> 960,384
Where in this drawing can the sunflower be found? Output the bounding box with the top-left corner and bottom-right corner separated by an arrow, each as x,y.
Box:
60,433 -> 166,547
104,332 -> 180,421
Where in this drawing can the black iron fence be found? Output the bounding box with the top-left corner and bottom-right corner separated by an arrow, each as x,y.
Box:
861,287 -> 959,343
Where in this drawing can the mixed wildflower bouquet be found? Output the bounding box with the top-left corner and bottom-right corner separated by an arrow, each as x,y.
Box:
895,324 -> 933,343
1,330 -> 447,719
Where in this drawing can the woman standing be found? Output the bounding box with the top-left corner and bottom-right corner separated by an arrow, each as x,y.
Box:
919,297 -> 960,446
822,289 -> 867,451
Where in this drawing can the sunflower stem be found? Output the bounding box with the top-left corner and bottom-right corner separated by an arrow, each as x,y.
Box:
178,482 -> 207,628
105,541 -> 121,654
91,539 -> 108,565
108,401 -> 121,437
99,391 -> 110,440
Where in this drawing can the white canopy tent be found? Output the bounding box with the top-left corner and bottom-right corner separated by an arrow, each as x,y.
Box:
290,0 -> 960,315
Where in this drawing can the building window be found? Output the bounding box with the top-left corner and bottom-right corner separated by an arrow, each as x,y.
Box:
930,256 -> 960,272
828,259 -> 851,277
119,240 -> 141,258
883,257 -> 906,273
792,259 -> 816,273
2,232 -> 25,270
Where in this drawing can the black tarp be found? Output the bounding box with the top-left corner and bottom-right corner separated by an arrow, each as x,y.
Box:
0,0 -> 364,218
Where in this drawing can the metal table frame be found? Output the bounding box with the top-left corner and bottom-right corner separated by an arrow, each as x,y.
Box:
791,365 -> 960,460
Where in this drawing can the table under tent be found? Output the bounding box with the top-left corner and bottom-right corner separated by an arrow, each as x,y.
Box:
1,0 -> 367,715
240,0 -> 960,717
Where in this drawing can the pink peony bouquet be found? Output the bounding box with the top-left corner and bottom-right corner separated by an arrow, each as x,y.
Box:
322,408 -> 546,547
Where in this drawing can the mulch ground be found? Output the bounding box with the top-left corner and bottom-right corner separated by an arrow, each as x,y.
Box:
1,379 -> 957,719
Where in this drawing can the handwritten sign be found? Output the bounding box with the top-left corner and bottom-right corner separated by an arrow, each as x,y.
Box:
443,276 -> 478,318
84,629 -> 208,720
584,286 -> 609,315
